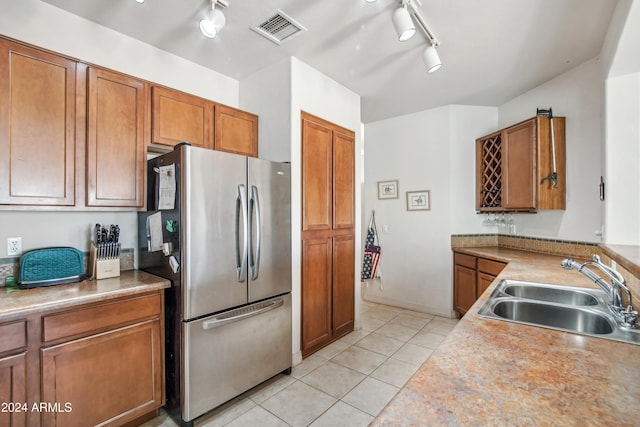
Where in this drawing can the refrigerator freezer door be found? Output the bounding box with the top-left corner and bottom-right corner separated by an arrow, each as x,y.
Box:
247,158 -> 291,302
183,147 -> 248,320
183,294 -> 292,421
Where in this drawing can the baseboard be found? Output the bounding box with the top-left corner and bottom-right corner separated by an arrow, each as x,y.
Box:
362,294 -> 454,318
292,351 -> 302,367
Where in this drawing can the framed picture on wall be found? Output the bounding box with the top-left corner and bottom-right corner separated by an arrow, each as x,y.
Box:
377,180 -> 399,199
406,190 -> 430,211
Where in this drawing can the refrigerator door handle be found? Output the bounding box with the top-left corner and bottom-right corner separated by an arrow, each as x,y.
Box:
201,298 -> 284,330
249,185 -> 261,280
235,184 -> 248,282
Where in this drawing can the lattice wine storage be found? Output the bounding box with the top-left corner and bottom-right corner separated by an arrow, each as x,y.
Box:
477,134 -> 502,209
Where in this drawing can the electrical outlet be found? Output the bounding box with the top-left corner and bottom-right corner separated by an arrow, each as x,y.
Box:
7,237 -> 22,256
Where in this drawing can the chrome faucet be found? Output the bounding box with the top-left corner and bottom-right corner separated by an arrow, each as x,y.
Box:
561,255 -> 638,328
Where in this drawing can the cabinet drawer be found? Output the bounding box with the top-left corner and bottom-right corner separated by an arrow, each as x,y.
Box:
454,253 -> 476,269
0,321 -> 26,354
43,293 -> 162,343
477,258 -> 506,276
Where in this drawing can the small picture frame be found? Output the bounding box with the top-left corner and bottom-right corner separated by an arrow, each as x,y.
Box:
406,190 -> 430,211
377,180 -> 399,199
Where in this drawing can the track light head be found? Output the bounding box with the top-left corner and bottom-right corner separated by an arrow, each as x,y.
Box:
392,6 -> 415,42
200,0 -> 226,39
422,45 -> 442,73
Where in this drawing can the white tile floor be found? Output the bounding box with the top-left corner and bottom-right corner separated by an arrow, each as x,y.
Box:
141,301 -> 458,427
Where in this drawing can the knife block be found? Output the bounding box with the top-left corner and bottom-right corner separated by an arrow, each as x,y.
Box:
89,242 -> 121,280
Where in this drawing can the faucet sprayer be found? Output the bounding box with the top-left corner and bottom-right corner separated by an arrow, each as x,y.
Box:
561,255 -> 637,328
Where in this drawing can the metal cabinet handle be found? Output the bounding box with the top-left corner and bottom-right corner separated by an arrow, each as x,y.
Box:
250,185 -> 261,280
235,184 -> 248,282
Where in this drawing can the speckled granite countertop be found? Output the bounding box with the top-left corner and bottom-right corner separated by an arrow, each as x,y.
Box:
373,247 -> 640,426
0,270 -> 170,321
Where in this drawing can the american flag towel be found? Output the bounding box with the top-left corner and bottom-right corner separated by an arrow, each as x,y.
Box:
361,213 -> 381,280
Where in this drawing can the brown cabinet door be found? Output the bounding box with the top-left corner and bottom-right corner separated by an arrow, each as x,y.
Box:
301,237 -> 332,357
214,104 -> 258,157
503,120 -> 536,210
333,234 -> 355,338
454,264 -> 477,316
151,86 -> 213,150
0,353 -> 27,427
0,39 -> 76,206
301,117 -> 333,232
86,67 -> 146,207
477,272 -> 496,297
333,131 -> 355,230
41,320 -> 163,427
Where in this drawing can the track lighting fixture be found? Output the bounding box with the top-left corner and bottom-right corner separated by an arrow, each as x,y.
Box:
391,0 -> 442,72
392,4 -> 416,41
200,0 -> 226,39
422,45 -> 441,72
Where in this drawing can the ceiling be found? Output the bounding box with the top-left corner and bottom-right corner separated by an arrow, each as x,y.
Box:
42,0 -> 618,123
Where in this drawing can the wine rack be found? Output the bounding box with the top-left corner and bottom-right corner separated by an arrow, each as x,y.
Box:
479,134 -> 502,208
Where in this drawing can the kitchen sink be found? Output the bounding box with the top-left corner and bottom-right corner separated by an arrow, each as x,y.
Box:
491,300 -> 614,334
478,280 -> 640,345
502,283 -> 600,306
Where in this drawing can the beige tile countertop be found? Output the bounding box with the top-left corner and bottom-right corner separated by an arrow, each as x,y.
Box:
0,270 -> 170,321
372,247 -> 640,426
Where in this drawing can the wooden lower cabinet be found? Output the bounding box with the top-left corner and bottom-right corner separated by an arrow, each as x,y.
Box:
453,252 -> 506,316
0,353 -> 27,427
332,235 -> 355,337
41,320 -> 162,427
301,237 -> 332,353
301,233 -> 355,357
453,263 -> 477,315
0,291 -> 164,427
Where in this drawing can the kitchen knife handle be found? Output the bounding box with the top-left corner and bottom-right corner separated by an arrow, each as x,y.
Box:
249,185 -> 261,281
235,185 -> 248,282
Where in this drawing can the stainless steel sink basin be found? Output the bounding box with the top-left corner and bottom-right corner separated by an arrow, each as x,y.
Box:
491,300 -> 614,334
478,280 -> 640,345
502,283 -> 599,306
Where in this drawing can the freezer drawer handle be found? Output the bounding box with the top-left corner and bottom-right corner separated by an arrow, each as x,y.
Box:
202,298 -> 284,330
235,184 -> 248,282
249,185 -> 261,280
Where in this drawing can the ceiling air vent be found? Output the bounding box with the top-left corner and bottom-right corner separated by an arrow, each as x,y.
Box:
251,10 -> 307,45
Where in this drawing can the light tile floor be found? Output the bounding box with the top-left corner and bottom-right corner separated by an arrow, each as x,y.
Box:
141,301 -> 458,427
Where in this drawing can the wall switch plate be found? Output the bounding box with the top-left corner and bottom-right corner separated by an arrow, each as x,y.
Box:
7,237 -> 22,256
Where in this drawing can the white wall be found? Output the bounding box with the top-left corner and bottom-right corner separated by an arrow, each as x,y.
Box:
290,58 -> 363,362
241,57 -> 362,362
450,106 -> 499,235
603,0 -> 640,245
0,0 -> 240,259
362,105 -> 496,316
240,59 -> 291,162
497,58 -> 605,242
605,73 -> 640,244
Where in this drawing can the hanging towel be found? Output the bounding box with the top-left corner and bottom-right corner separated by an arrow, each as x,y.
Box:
362,212 -> 381,280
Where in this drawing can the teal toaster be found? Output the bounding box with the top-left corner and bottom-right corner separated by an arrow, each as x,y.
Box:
19,247 -> 86,289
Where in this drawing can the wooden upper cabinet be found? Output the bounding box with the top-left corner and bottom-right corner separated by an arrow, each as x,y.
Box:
503,119 -> 536,210
0,39 -> 77,206
86,67 -> 146,208
476,115 -> 565,212
151,86 -> 213,150
333,130 -> 355,229
301,118 -> 333,232
214,104 -> 258,157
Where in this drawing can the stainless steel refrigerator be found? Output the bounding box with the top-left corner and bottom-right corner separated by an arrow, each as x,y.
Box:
138,144 -> 291,427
